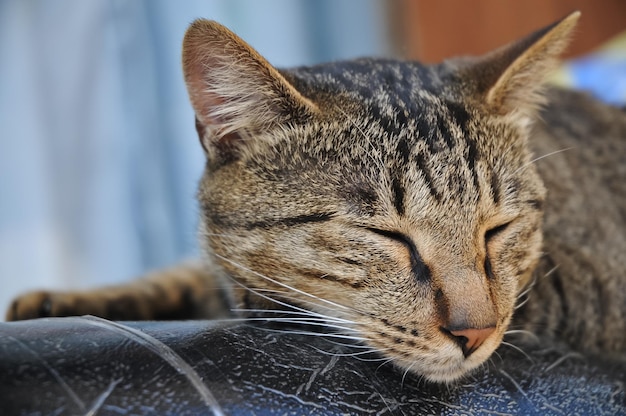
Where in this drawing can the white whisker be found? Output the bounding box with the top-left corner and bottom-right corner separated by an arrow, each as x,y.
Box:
249,288 -> 350,314
375,357 -> 397,374
514,296 -> 531,310
543,264 -> 560,278
322,339 -> 384,350
270,292 -> 365,318
231,308 -> 307,315
513,147 -> 574,175
516,282 -> 535,300
401,361 -> 418,387
516,264 -> 559,309
231,308 -> 354,324
214,253 -> 353,313
309,345 -> 389,359
500,341 -> 534,363
544,352 -> 583,372
244,317 -> 358,333
504,329 -> 537,338
253,288 -> 291,294
261,328 -> 369,342
338,354 -> 389,362
225,274 -> 340,320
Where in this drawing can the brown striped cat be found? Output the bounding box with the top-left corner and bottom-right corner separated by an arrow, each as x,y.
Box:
7,12 -> 626,382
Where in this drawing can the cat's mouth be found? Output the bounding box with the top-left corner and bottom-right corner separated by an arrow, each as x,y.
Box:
362,323 -> 503,383
395,333 -> 501,383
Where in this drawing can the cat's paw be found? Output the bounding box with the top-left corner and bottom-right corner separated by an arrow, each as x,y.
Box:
6,291 -> 68,321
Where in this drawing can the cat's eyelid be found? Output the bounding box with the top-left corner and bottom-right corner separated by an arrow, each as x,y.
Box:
363,227 -> 407,242
485,221 -> 513,241
363,227 -> 431,282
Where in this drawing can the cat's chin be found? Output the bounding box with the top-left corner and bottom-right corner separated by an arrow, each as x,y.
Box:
392,337 -> 500,384
397,356 -> 487,384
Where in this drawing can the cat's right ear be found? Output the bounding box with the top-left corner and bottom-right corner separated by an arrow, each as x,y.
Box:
182,20 -> 317,160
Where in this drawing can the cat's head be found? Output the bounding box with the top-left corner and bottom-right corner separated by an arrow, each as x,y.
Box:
182,13 -> 579,382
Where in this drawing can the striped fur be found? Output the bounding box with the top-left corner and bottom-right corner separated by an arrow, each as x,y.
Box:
8,12 -> 625,382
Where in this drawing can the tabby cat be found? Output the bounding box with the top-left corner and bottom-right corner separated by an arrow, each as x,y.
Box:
7,12 -> 626,383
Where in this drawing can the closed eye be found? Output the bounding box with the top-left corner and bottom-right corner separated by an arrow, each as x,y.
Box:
484,221 -> 512,280
485,221 -> 512,243
365,228 -> 431,283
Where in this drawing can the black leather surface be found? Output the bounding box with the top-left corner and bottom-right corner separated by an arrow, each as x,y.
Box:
1,316 -> 624,415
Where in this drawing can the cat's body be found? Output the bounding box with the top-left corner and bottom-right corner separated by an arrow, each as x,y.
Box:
7,13 -> 626,382
519,88 -> 626,356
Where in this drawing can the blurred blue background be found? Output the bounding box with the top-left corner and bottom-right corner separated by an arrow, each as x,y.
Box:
0,0 -> 391,316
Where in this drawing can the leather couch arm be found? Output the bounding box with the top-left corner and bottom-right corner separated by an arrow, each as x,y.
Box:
1,317 -> 624,415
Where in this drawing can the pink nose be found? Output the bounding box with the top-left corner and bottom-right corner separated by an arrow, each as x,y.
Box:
449,327 -> 496,357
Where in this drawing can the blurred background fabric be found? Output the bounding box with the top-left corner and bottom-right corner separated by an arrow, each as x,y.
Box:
0,0 -> 390,315
552,32 -> 626,105
0,0 -> 624,317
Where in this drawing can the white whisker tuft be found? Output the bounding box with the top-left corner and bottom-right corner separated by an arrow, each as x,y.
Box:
214,253 -> 355,313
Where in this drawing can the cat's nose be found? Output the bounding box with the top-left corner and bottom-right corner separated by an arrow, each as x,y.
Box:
447,327 -> 496,357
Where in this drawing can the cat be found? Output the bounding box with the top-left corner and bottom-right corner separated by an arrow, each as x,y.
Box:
6,11 -> 626,383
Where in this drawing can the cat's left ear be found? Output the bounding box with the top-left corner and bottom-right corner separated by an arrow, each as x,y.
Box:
456,11 -> 580,123
182,20 -> 317,159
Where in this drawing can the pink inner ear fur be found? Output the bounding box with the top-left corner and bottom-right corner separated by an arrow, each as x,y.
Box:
182,19 -> 317,149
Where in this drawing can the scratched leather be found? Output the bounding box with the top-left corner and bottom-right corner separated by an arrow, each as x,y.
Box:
0,317 -> 624,415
